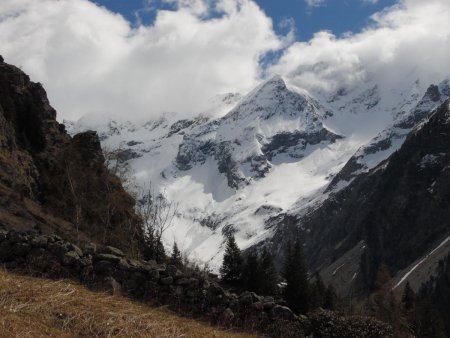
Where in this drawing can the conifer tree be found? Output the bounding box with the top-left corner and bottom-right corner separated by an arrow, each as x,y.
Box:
259,249 -> 278,296
170,241 -> 182,266
402,281 -> 415,310
242,251 -> 262,292
283,239 -> 310,314
154,238 -> 165,263
324,284 -> 337,310
414,298 -> 447,338
310,273 -> 326,309
220,235 -> 243,285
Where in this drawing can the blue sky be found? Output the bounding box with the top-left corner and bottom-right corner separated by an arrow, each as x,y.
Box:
92,0 -> 397,40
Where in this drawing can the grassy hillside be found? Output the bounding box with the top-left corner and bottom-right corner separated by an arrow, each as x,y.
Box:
0,270 -> 255,338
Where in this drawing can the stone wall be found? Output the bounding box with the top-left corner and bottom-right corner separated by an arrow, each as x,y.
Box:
0,229 -> 393,338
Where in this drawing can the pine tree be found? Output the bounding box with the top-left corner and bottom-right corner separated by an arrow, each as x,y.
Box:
170,241 -> 182,266
242,251 -> 262,292
143,231 -> 156,261
220,235 -> 243,285
259,249 -> 278,296
414,298 -> 447,338
154,237 -> 165,263
310,273 -> 326,309
324,284 -> 337,310
402,281 -> 415,310
283,239 -> 310,314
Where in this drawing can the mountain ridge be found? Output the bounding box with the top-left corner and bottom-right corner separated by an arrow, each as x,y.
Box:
67,72 -> 450,275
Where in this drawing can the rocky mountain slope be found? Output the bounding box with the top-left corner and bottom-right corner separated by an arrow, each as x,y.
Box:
0,56 -> 142,254
271,99 -> 450,297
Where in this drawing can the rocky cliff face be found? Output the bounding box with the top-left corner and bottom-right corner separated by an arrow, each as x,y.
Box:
272,99 -> 450,294
0,56 -> 142,254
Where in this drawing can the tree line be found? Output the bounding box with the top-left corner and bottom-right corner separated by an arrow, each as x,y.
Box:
220,234 -> 337,314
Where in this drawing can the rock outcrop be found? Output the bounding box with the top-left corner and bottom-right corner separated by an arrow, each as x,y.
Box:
0,56 -> 142,254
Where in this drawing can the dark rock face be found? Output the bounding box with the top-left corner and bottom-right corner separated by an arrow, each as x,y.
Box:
176,138 -> 215,170
263,129 -> 342,161
168,119 -> 195,137
72,131 -> 105,167
0,229 -> 393,338
276,100 -> 450,292
395,82 -> 448,129
215,142 -> 246,189
0,56 -> 142,254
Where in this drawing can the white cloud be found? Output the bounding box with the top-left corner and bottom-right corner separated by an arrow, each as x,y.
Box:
0,0 -> 283,120
270,0 -> 450,94
304,0 -> 326,8
0,0 -> 449,124
305,0 -> 379,7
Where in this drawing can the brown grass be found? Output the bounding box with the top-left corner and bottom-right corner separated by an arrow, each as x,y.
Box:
0,269 -> 256,338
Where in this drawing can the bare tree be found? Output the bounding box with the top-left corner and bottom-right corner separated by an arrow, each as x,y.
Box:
102,143 -> 138,196
66,165 -> 82,241
136,183 -> 178,262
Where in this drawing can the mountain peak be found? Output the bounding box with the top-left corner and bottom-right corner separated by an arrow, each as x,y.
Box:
256,74 -> 287,93
266,74 -> 285,85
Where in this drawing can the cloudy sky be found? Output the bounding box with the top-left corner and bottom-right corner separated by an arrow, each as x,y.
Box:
0,0 -> 449,121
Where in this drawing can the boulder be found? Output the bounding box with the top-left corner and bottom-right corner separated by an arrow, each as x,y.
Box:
123,279 -> 138,292
187,278 -> 199,288
94,260 -> 114,275
165,264 -> 178,276
118,259 -> 130,270
270,305 -> 297,321
63,251 -> 81,266
93,253 -> 122,263
221,308 -> 235,322
104,276 -> 122,296
8,231 -> 25,244
69,243 -> 83,257
150,269 -> 160,281
263,301 -> 275,311
82,242 -> 97,255
251,301 -> 264,311
0,241 -> 13,261
0,230 -> 7,242
98,246 -> 125,257
48,242 -> 71,260
12,242 -> 31,257
238,292 -> 253,306
176,278 -> 191,286
30,236 -> 48,248
160,276 -> 173,285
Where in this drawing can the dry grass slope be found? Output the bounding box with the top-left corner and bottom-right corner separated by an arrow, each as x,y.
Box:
0,270 -> 255,338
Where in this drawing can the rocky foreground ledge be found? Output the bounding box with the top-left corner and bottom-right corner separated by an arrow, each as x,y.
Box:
0,229 -> 392,337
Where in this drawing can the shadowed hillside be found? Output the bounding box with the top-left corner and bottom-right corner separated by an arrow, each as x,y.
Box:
0,56 -> 142,255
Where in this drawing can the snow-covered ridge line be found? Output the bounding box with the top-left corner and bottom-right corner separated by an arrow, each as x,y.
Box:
392,235 -> 450,290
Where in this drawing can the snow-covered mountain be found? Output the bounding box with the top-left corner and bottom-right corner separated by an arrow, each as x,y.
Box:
67,74 -> 449,271
328,78 -> 450,191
